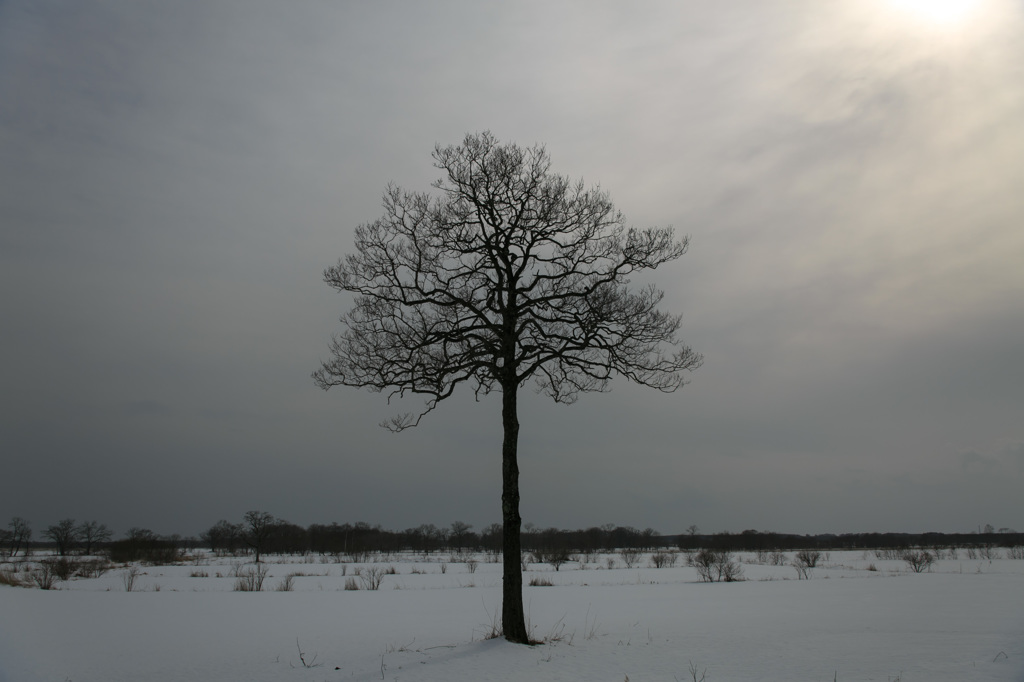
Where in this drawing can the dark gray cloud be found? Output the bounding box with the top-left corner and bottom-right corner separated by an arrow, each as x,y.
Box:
2,0 -> 1021,537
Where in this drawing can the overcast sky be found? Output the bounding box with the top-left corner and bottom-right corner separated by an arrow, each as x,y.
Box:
2,0 -> 1022,539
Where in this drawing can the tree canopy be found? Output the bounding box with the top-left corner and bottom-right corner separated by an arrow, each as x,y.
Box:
314,132 -> 700,427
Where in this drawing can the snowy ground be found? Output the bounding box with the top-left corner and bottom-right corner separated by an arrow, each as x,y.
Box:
2,550 -> 1022,682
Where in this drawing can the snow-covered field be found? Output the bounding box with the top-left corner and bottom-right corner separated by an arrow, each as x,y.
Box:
2,550 -> 1022,682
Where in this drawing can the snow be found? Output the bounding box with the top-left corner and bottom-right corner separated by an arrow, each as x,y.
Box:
2,552 -> 1022,681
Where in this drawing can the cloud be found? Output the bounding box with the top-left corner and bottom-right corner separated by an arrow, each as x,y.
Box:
961,441 -> 1024,474
1,0 -> 1021,536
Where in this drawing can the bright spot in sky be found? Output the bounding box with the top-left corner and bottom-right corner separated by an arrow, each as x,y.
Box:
888,0 -> 981,25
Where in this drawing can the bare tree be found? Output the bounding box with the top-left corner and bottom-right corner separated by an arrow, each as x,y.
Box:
77,520 -> 112,556
44,518 -> 79,556
242,511 -> 275,563
314,132 -> 701,643
7,517 -> 32,557
641,527 -> 658,550
202,519 -> 243,554
449,521 -> 473,552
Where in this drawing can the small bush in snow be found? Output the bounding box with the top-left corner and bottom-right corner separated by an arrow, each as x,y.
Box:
651,551 -> 677,568
75,558 -> 111,579
902,550 -> 935,573
795,550 -> 821,568
32,562 -> 59,590
46,557 -> 76,581
792,550 -> 821,579
619,548 -> 643,568
122,566 -> 141,592
233,563 -> 268,591
357,565 -> 386,590
688,548 -> 743,583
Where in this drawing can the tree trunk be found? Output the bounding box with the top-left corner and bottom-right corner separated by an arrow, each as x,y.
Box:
500,382 -> 529,643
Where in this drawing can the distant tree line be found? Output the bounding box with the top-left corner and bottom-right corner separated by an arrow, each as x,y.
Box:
198,516 -> 667,560
4,514 -> 1021,561
672,528 -> 1024,553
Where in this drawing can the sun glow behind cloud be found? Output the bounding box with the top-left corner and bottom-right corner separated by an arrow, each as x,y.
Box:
888,0 -> 982,26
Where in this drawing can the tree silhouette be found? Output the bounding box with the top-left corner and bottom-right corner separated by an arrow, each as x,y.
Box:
6,517 -> 32,557
77,520 -> 112,555
314,132 -> 701,642
242,511 -> 275,563
44,518 -> 79,556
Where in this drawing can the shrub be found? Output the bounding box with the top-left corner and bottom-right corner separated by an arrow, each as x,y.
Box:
715,551 -> 743,582
529,576 -> 554,586
233,563 -> 269,591
532,549 -> 571,571
753,548 -> 786,565
45,557 -> 76,581
688,548 -> 743,583
75,558 -> 112,579
794,550 -> 821,568
344,577 -> 359,590
619,548 -> 643,568
902,550 -> 935,573
357,566 -> 386,590
1006,545 -> 1024,560
651,551 -> 677,568
688,548 -> 715,582
792,550 -> 821,580
122,566 -> 141,592
32,563 -> 58,590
